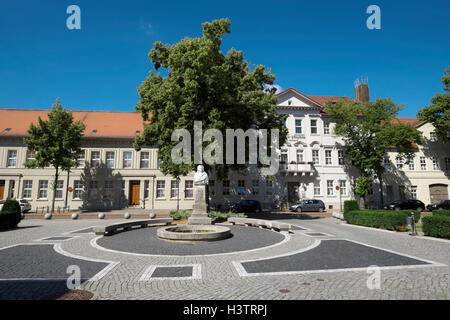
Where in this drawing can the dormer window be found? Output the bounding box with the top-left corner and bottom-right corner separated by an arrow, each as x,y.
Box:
92,129 -> 97,134
288,100 -> 292,106
136,130 -> 141,135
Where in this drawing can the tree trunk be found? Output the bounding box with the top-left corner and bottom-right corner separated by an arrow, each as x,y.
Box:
64,169 -> 70,209
52,167 -> 59,213
378,175 -> 384,209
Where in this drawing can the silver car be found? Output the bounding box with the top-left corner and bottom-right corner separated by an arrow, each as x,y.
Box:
0,199 -> 30,214
289,199 -> 326,213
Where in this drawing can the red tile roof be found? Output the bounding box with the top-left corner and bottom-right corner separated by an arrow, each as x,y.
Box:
0,109 -> 145,138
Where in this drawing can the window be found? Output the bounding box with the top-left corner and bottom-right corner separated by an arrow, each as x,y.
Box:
88,180 -> 98,198
339,180 -> 347,195
295,119 -> 302,134
55,180 -> 64,199
324,122 -> 330,134
396,157 -> 403,169
325,150 -> 332,165
123,152 -> 132,168
171,180 -> 179,198
312,150 -> 319,164
296,149 -> 303,162
432,157 -> 440,170
384,156 -> 391,170
106,151 -> 115,168
408,157 -> 415,170
420,156 -> 426,170
251,180 -> 259,195
140,152 -> 150,168
156,180 -> 165,198
430,132 -> 437,142
185,180 -> 193,198
280,149 -> 288,164
237,180 -> 245,195
26,150 -> 35,163
327,180 -> 334,196
223,180 -> 230,195
77,150 -> 86,168
121,181 -> 125,197
73,180 -> 83,199
410,186 -> 417,200
338,150 -> 344,165
38,180 -> 48,199
266,180 -> 273,196
7,150 -> 17,167
314,182 -> 321,196
445,157 -> 450,171
157,157 -> 162,169
310,120 -> 317,134
9,180 -> 15,198
90,151 -> 100,168
144,180 -> 150,198
104,181 -> 113,199
22,180 -> 32,199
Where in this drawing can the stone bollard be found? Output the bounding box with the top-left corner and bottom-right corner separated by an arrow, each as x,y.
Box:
98,212 -> 105,219
124,212 -> 131,219
71,213 -> 79,220
44,213 -> 52,220
149,211 -> 156,219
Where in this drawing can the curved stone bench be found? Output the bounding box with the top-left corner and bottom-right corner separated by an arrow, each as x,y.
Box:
227,217 -> 290,232
93,218 -> 173,236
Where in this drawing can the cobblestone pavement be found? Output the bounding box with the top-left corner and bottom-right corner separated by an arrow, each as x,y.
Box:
0,218 -> 448,300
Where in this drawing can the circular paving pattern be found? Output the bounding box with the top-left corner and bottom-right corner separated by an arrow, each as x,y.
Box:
96,224 -> 286,256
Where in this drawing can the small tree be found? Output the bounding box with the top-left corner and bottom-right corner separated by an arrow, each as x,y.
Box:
325,98 -> 422,208
24,99 -> 86,212
355,177 -> 371,209
417,66 -> 450,143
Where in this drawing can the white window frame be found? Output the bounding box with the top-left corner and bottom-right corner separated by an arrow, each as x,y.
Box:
22,180 -> 33,199
105,151 -> 115,169
140,152 -> 150,169
420,156 -> 426,170
324,122 -> 330,134
90,151 -> 101,168
77,150 -> 86,168
73,180 -> 83,199
26,150 -> 35,163
38,180 -> 48,199
170,180 -> 179,199
327,180 -> 334,196
295,119 -> 302,134
396,157 -> 403,169
325,150 -> 332,165
185,180 -> 193,198
7,150 -> 17,168
339,180 -> 347,196
338,150 -> 344,165
408,157 -> 415,171
296,149 -> 303,162
312,150 -> 319,164
432,157 -> 440,170
123,151 -> 132,169
410,186 -> 417,200
314,182 -> 321,196
156,180 -> 165,199
55,180 -> 64,199
310,120 -> 318,134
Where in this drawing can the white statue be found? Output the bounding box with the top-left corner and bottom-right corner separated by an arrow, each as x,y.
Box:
194,165 -> 209,185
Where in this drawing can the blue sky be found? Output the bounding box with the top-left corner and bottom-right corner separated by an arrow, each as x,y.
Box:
0,0 -> 448,117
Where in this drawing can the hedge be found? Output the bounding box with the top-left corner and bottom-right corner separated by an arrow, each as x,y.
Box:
208,211 -> 247,222
344,210 -> 420,231
432,210 -> 450,218
344,200 -> 359,214
168,210 -> 191,220
0,199 -> 22,230
422,215 -> 450,239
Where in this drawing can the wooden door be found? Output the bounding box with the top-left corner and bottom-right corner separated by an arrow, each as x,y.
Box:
129,181 -> 140,205
0,180 -> 5,200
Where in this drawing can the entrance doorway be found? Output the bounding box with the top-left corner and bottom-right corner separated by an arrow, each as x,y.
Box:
287,182 -> 300,204
429,184 -> 448,203
129,181 -> 140,206
0,180 -> 5,200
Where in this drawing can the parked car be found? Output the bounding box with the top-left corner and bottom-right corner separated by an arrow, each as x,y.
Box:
383,199 -> 425,212
230,200 -> 262,214
17,199 -> 32,213
289,199 -> 326,213
426,200 -> 450,211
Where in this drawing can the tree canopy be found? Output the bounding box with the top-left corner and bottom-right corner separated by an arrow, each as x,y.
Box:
417,66 -> 450,143
325,98 -> 423,207
24,99 -> 86,211
134,18 -> 287,179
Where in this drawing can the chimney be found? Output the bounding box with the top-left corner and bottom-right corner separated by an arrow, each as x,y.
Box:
354,77 -> 370,102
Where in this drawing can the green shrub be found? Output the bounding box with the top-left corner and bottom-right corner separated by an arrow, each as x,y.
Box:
344,210 -> 420,231
432,210 -> 450,217
168,210 -> 191,220
344,200 -> 359,214
0,199 -> 22,230
208,211 -> 247,222
422,215 -> 450,239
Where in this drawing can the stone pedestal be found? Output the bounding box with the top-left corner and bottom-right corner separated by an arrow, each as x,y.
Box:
188,184 -> 211,225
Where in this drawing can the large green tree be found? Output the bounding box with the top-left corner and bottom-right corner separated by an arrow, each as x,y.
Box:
134,18 -> 287,179
417,66 -> 450,143
24,100 -> 86,212
325,98 -> 423,208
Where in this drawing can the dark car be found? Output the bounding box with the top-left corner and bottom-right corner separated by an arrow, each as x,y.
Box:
289,199 -> 326,213
426,200 -> 450,212
383,199 -> 425,212
230,200 -> 262,214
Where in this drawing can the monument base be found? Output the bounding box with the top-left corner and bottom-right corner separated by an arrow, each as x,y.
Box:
188,184 -> 211,225
188,216 -> 212,225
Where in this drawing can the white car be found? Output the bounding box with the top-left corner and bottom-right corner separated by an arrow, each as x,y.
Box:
0,199 -> 31,213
